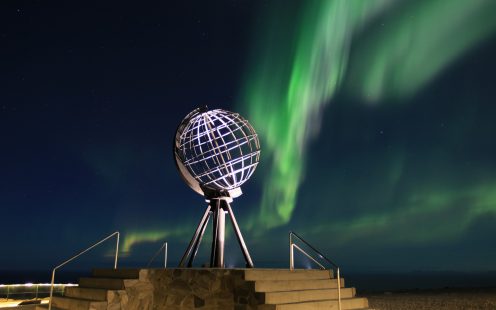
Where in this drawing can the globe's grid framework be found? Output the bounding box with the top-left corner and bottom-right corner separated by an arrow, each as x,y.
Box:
176,108 -> 260,192
174,107 -> 258,268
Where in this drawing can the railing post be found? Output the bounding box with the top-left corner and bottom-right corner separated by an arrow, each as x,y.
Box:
290,244 -> 294,271
289,232 -> 293,271
114,232 -> 120,270
6,285 -> 9,300
48,270 -> 55,310
337,267 -> 341,310
289,232 -> 294,271
164,242 -> 168,268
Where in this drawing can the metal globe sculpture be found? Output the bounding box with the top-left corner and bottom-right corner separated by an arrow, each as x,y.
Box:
174,107 -> 260,197
174,107 -> 259,268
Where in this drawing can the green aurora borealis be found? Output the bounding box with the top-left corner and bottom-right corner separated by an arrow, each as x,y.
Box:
120,0 -> 496,270
240,0 -> 496,230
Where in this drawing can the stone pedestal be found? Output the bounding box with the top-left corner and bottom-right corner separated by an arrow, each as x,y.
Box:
37,268 -> 370,309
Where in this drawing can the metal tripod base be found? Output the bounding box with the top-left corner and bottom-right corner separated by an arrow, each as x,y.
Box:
179,198 -> 254,268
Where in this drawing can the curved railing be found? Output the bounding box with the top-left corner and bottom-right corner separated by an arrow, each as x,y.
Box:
289,231 -> 341,310
48,231 -> 120,310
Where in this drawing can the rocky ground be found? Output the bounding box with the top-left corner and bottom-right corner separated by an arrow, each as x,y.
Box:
2,288 -> 496,309
362,287 -> 496,310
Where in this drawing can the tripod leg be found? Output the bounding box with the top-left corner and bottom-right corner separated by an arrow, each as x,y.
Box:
210,200 -> 220,267
215,207 -> 225,268
225,202 -> 254,268
188,211 -> 210,267
179,204 -> 211,267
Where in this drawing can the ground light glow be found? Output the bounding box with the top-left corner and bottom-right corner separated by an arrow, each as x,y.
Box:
0,283 -> 76,306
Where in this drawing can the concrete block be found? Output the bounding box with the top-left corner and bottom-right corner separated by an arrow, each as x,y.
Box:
78,278 -> 125,290
254,278 -> 345,292
244,269 -> 333,281
261,287 -> 355,304
51,296 -> 107,310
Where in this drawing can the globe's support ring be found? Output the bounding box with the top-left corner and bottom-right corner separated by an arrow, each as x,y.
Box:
179,196 -> 254,268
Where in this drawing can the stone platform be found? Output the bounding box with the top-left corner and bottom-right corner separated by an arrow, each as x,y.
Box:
36,268 -> 371,309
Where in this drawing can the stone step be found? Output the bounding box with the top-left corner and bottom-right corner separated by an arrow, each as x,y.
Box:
259,297 -> 369,310
51,296 -> 107,310
64,286 -> 109,301
244,269 -> 333,281
79,277 -> 125,290
255,278 -> 344,292
261,287 -> 356,304
91,268 -> 140,279
35,305 -> 64,310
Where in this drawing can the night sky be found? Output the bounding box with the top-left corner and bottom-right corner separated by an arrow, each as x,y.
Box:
2,0 -> 496,276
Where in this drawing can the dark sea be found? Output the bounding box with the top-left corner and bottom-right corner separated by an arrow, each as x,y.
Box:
1,268 -> 495,292
0,269 -> 91,284
346,271 -> 496,292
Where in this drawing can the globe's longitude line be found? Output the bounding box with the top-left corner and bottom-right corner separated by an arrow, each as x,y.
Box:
220,112 -> 247,184
204,112 -> 258,188
185,115 -> 203,181
184,135 -> 257,166
245,119 -> 260,180
236,112 -> 258,180
204,112 -> 234,188
181,128 -> 255,160
198,115 -> 219,186
209,112 -> 238,186
203,114 -> 225,187
184,118 -> 196,179
184,143 -> 259,189
179,118 -> 251,151
195,114 -> 213,180
196,152 -> 259,181
181,116 -> 210,186
202,163 -> 259,188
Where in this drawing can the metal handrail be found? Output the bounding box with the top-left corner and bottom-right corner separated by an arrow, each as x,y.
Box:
147,241 -> 168,268
289,231 -> 341,310
292,243 -> 326,270
48,231 -> 120,310
290,231 -> 339,268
